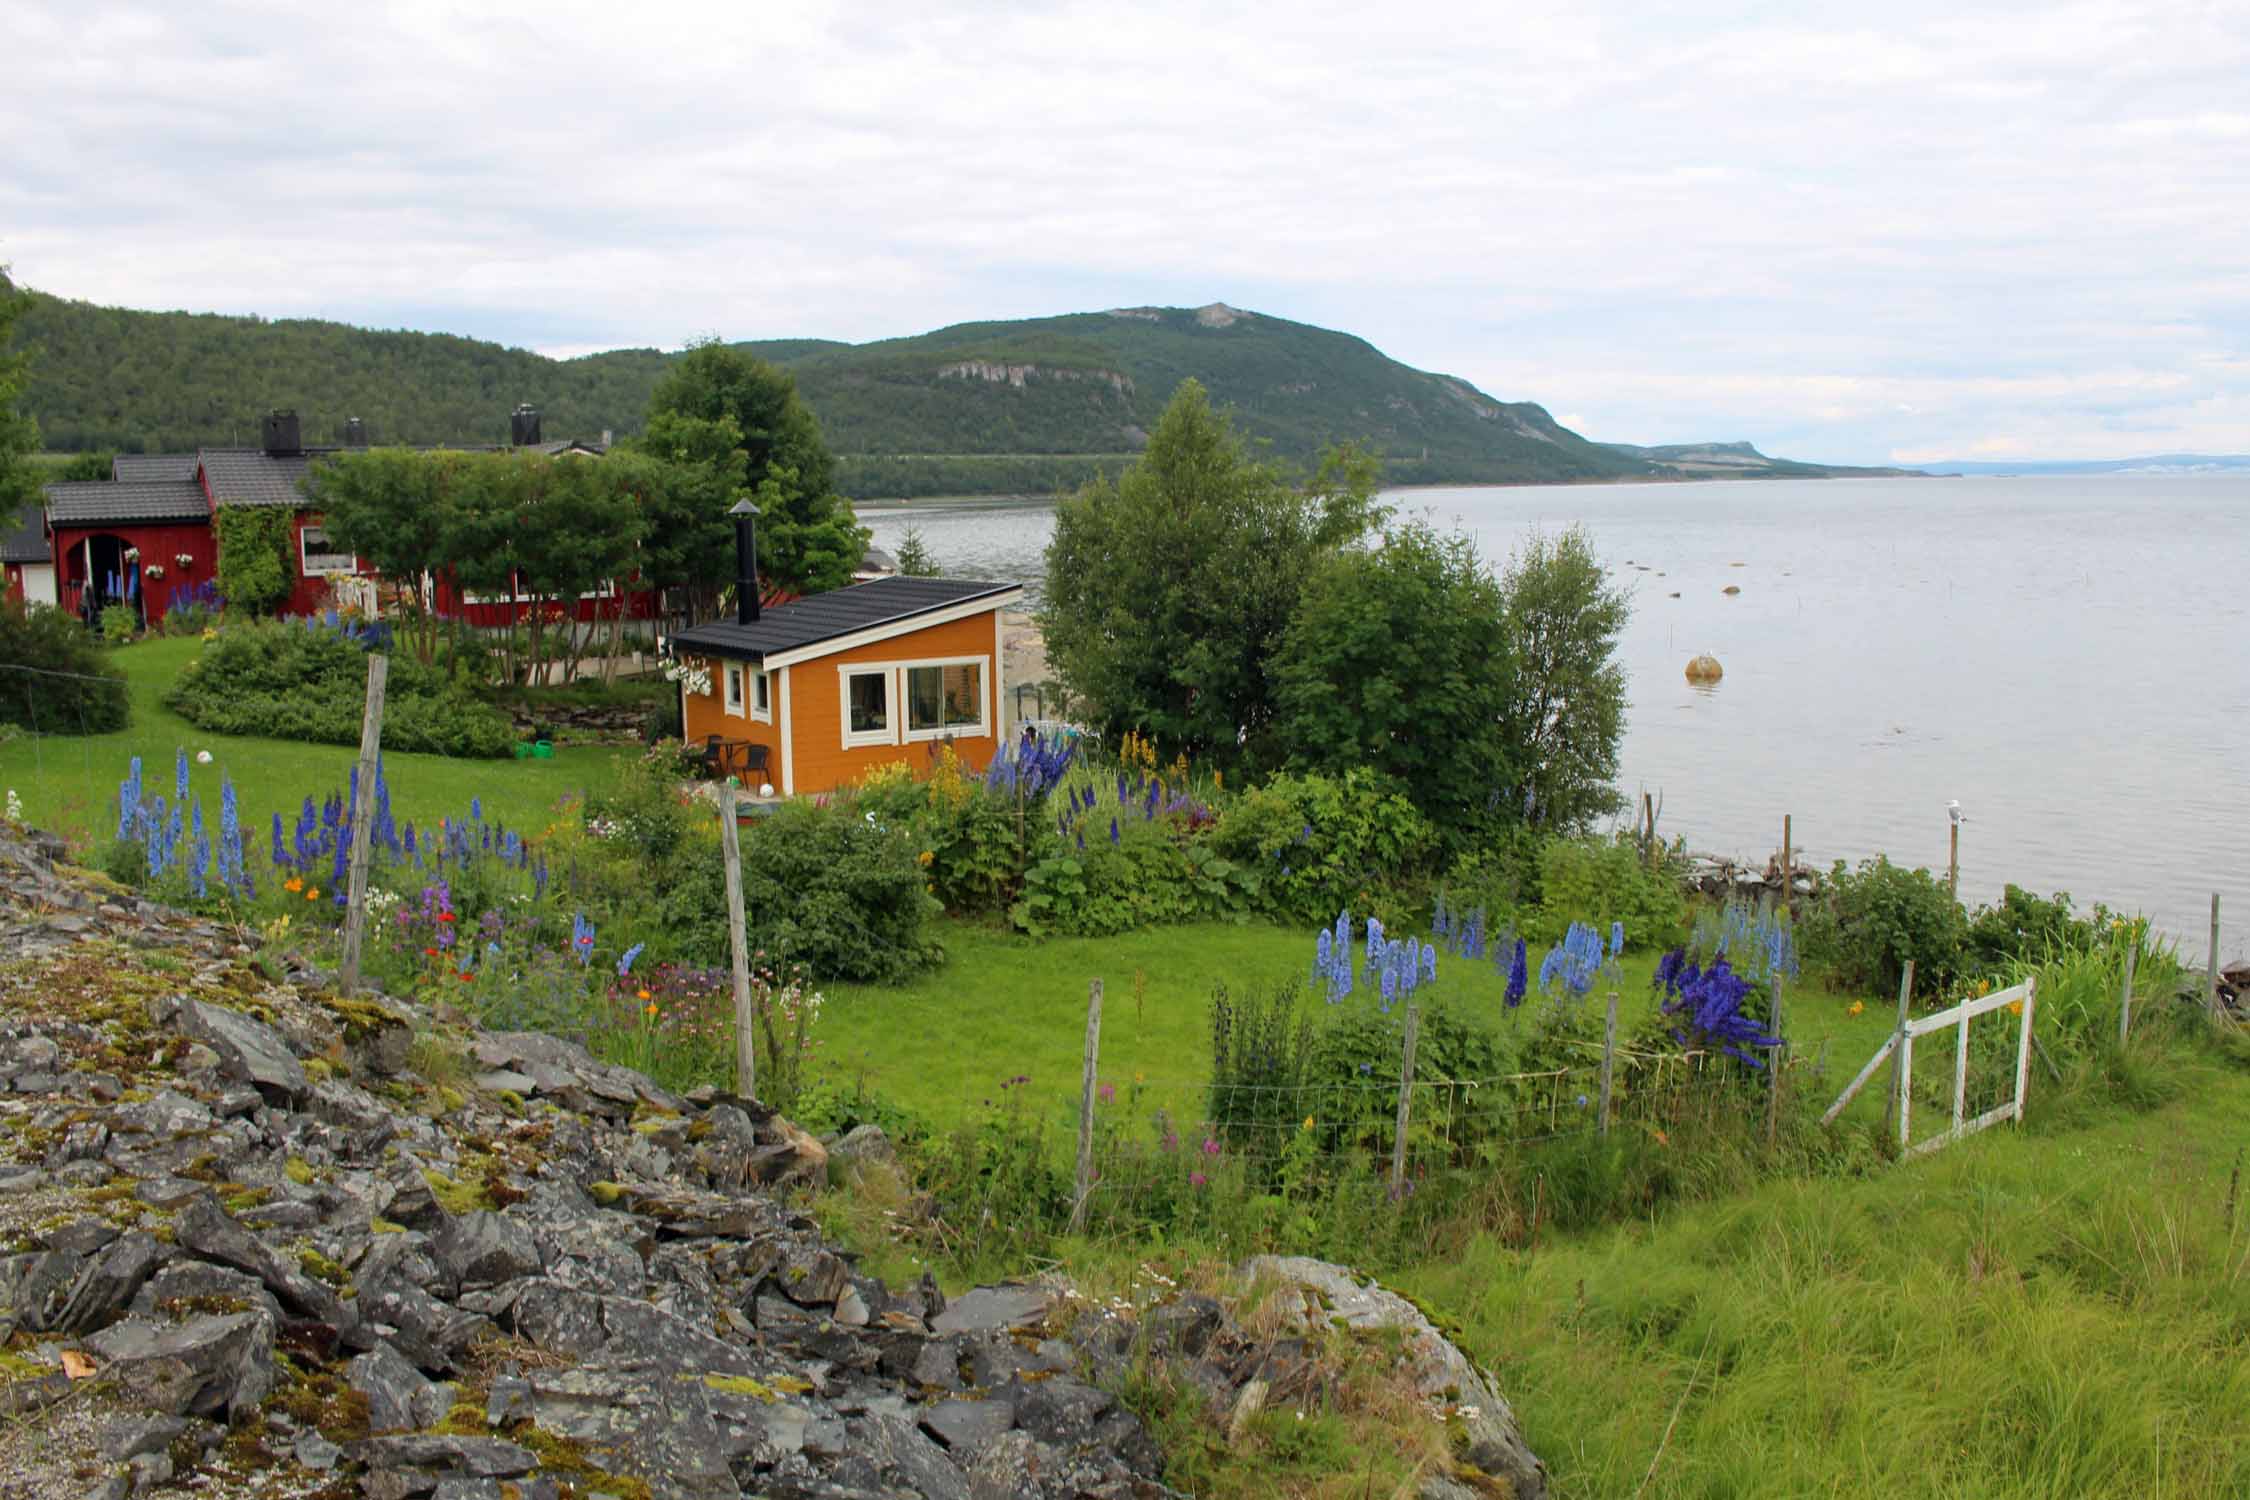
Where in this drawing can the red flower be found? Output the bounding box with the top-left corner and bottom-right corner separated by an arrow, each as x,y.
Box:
423,947 -> 439,957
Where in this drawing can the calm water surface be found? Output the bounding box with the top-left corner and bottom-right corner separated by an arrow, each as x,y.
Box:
864,476 -> 2249,957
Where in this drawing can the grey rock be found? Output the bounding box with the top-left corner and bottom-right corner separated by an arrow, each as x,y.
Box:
212,1086 -> 263,1118
485,1376 -> 531,1427
505,1280 -> 607,1357
432,1482 -> 560,1500
54,1231 -> 164,1334
173,999 -> 307,1103
97,1414 -> 186,1462
471,1070 -> 535,1095
43,1218 -> 120,1256
845,1412 -> 970,1500
964,1429 -> 1046,1500
308,1079 -> 398,1151
126,1451 -> 173,1493
1245,1254 -> 1545,1499
130,1261 -> 282,1322
910,1336 -> 966,1391
1146,1292 -> 1224,1359
82,1310 -> 275,1420
354,1275 -> 491,1374
830,1123 -> 896,1172
347,1434 -> 538,1478
433,1211 -> 542,1293
0,1166 -> 48,1193
524,1367 -> 739,1499
832,1285 -> 871,1327
77,1477 -> 130,1500
54,1159 -> 115,1188
1010,1376 -> 1113,1448
348,1342 -> 437,1433
928,1283 -> 1049,1336
597,1297 -> 768,1377
108,1089 -> 214,1139
294,1430 -> 342,1472
172,1192 -> 344,1328
920,1396 -> 1014,1452
12,1249 -> 85,1332
134,1177 -> 207,1210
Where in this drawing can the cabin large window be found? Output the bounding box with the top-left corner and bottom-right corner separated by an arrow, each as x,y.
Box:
905,660 -> 985,739
299,526 -> 357,576
751,670 -> 772,723
724,665 -> 745,716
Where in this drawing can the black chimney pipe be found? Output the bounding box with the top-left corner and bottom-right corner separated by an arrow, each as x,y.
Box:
342,416 -> 369,448
262,409 -> 301,456
730,499 -> 761,625
511,404 -> 542,447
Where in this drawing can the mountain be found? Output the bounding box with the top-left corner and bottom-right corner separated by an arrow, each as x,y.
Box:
1921,454 -> 2250,476
1600,439 -> 1922,480
9,288 -> 1895,498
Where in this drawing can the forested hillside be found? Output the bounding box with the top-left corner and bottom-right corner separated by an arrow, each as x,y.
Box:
11,290 -> 1893,496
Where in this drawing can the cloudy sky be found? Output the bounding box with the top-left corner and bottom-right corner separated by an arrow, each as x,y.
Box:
5,0 -> 2245,464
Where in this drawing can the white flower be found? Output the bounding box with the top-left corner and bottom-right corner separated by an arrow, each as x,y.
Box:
195,750 -> 213,764
4,790 -> 21,823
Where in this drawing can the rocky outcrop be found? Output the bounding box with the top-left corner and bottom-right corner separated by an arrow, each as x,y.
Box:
0,820 -> 1542,1498
937,361 -> 1135,396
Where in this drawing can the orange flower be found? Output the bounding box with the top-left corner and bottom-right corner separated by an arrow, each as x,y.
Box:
304,887 -> 320,901
283,876 -> 303,893
1847,1001 -> 1864,1017
636,988 -> 652,1001
644,1002 -> 659,1019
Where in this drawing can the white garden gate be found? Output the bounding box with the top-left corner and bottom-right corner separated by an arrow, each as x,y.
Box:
1822,976 -> 2037,1158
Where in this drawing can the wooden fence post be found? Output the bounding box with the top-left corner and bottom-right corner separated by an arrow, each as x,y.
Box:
1598,991 -> 1619,1136
1952,977 -> 1971,1133
718,783 -> 754,1099
1948,822 -> 1959,901
336,654 -> 388,995
2209,893 -> 2223,1020
1070,979 -> 1103,1232
1884,961 -> 1915,1145
2118,941 -> 2139,1045
1781,814 -> 1792,911
1391,1003 -> 1420,1197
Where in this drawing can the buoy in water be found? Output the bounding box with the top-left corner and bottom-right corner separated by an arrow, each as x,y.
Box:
1685,653 -> 1723,684
1722,585 -> 1742,596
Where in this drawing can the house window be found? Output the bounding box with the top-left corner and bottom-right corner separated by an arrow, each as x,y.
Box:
724,665 -> 745,716
751,670 -> 772,724
905,661 -> 985,738
300,526 -> 357,576
842,668 -> 894,747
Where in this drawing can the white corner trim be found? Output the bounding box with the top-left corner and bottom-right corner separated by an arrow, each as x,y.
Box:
760,588 -> 1024,670
994,608 -> 1007,739
779,667 -> 796,796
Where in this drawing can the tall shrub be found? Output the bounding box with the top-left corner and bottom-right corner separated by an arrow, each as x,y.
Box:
213,505 -> 298,617
1498,526 -> 1628,830
0,600 -> 128,733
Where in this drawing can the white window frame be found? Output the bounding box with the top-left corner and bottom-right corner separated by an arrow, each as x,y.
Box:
299,525 -> 359,577
750,669 -> 772,724
724,664 -> 746,718
840,665 -> 896,747
901,656 -> 989,742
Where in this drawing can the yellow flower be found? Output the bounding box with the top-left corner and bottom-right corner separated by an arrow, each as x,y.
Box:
1301,1115 -> 1315,1132
917,850 -> 934,867
2008,999 -> 2023,1016
1975,979 -> 1991,997
1134,1071 -> 1145,1085
1847,1001 -> 1864,1017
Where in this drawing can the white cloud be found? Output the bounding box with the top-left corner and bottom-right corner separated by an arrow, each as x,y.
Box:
1,0 -> 2245,463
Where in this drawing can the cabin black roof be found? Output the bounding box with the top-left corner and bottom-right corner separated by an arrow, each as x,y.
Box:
112,454 -> 201,483
1,512 -> 47,564
43,480 -> 211,527
198,448 -> 331,508
669,576 -> 1020,663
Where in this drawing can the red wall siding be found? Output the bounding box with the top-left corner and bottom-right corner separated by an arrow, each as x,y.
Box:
52,521 -> 220,622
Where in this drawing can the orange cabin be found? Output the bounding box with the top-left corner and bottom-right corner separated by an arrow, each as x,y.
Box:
667,575 -> 1023,798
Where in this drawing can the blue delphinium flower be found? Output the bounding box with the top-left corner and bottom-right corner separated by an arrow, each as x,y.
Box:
570,912 -> 597,964
174,747 -> 189,806
617,942 -> 645,977
1108,817 -> 1120,846
1610,921 -> 1625,959
1505,939 -> 1528,1008
118,756 -> 143,841
471,796 -> 483,822
1421,942 -> 1437,984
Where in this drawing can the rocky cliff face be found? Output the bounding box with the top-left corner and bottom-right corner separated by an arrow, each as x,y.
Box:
0,824 -> 1542,1500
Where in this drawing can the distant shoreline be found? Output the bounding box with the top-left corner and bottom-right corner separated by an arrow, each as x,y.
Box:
854,470 -> 1945,509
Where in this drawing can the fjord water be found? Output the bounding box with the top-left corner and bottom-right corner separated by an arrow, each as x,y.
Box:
862,475 -> 2249,956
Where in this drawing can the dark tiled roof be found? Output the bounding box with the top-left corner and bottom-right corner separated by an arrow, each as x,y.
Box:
670,576 -> 1020,663
198,447 -> 335,508
1,512 -> 47,564
44,480 -> 211,526
112,454 -> 199,482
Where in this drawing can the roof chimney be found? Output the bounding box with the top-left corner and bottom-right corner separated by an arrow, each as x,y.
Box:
261,409 -> 301,456
511,404 -> 542,447
342,416 -> 369,448
730,499 -> 761,625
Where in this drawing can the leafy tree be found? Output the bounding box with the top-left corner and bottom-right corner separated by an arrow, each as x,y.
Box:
1040,379 -> 1382,772
1271,522 -> 1511,843
213,506 -> 298,617
55,451 -> 114,482
0,273 -> 40,528
893,523 -> 940,577
642,341 -> 866,594
1497,526 -> 1629,831
312,447 -> 458,663
629,408 -> 745,622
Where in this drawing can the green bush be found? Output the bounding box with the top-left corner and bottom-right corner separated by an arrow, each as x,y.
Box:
1208,767 -> 1437,926
1528,836 -> 1685,951
1802,856 -> 1968,995
1966,884 -> 2101,971
98,602 -> 138,645
0,601 -> 129,734
213,505 -> 297,617
652,796 -> 940,984
162,620 -> 514,757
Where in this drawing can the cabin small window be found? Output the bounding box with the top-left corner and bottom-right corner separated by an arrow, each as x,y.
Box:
843,668 -> 893,747
751,670 -> 772,723
905,661 -> 985,738
300,526 -> 357,576
724,665 -> 745,716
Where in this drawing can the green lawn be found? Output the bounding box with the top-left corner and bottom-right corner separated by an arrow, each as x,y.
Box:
1405,1048 -> 2250,1497
819,918 -> 1902,1136
1,636 -> 636,853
